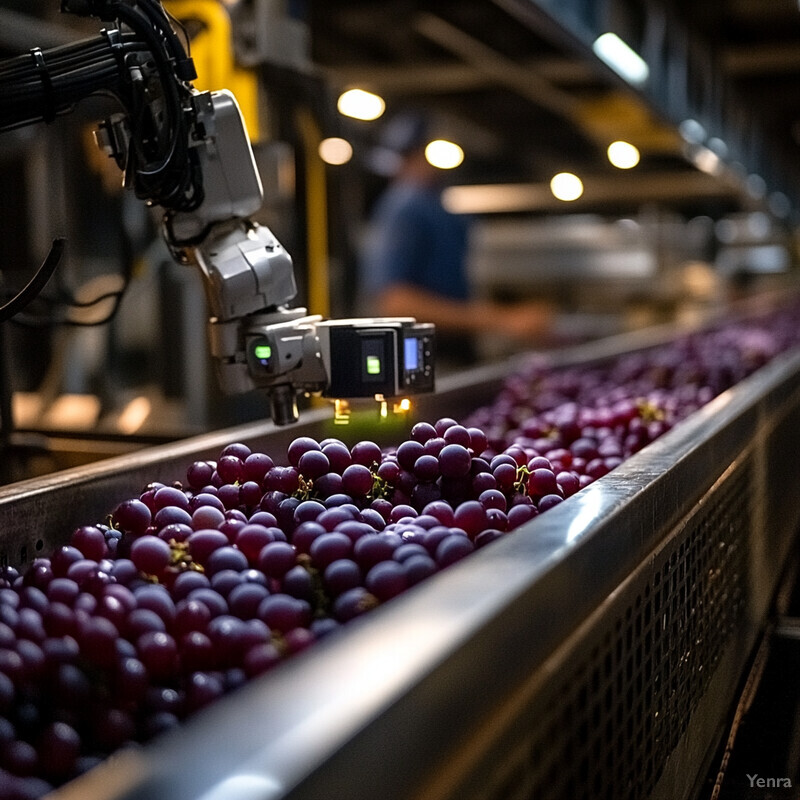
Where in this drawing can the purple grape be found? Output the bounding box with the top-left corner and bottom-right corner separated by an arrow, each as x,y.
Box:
453,501 -> 488,539
173,598 -> 213,636
69,526 -> 106,562
281,566 -> 315,603
257,541 -> 298,579
291,521 -> 326,554
76,615 -> 118,667
332,587 -> 378,622
186,588 -> 228,619
187,530 -> 229,563
153,506 -> 193,530
413,454 -> 440,481
217,483 -> 242,510
210,570 -> 244,598
309,533 -> 353,569
287,436 -> 321,466
125,607 -> 167,639
3,739 -> 38,776
171,571 -> 211,602
257,594 -> 311,633
136,631 -> 178,680
438,444 -> 472,479
538,494 -> 565,512
423,436 -> 446,457
190,492 -> 225,512
321,442 -> 352,473
217,455 -> 245,485
234,455 -> 267,487
111,499 -> 152,536
233,524 -> 278,563
389,504 -> 417,523
434,417 -> 458,436
341,464 -> 374,497
410,421 -> 437,443
228,583 -> 270,620
134,585 -> 175,626
153,486 -> 190,512
205,547 -> 248,576
243,642 -> 283,677
178,631 -> 219,672
376,460 -> 400,483
185,671 -> 225,713
221,442 -> 252,461
191,505 -> 226,531
323,559 -> 362,596
130,536 -> 172,576
436,535 -> 475,567
314,473 -> 344,498
353,534 -> 399,570
350,440 -> 381,468
37,721 -> 80,777
187,461 -> 215,489
442,424 -> 471,448
298,450 -> 330,480
114,656 -> 149,703
396,440 -> 425,470
403,554 -> 438,585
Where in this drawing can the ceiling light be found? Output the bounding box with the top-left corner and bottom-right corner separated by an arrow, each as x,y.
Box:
424,139 -> 464,169
679,119 -> 706,145
607,140 -> 640,169
592,32 -> 649,87
691,146 -> 721,176
336,89 -> 385,121
746,174 -> 767,199
318,137 -> 353,165
550,172 -> 584,201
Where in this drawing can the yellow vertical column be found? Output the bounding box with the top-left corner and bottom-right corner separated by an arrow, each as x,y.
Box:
295,108 -> 330,319
163,0 -> 261,142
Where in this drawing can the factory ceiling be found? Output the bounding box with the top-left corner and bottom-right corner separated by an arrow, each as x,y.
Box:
307,0 -> 800,221
1,0 -> 799,222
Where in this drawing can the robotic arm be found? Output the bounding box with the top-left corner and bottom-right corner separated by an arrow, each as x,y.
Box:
0,0 -> 435,425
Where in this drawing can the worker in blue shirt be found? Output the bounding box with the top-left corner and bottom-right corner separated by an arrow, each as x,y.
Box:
360,112 -> 553,367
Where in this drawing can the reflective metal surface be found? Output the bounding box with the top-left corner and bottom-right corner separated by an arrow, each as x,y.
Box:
3,329 -> 799,800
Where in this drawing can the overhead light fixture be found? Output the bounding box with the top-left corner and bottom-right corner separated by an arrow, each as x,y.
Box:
424,139 -> 464,169
691,146 -> 721,176
550,172 -> 584,201
746,174 -> 767,199
336,89 -> 385,121
607,140 -> 640,169
592,32 -> 649,87
318,137 -> 353,165
679,119 -> 706,145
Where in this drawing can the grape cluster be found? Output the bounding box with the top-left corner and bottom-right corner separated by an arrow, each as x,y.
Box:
1,309 -> 799,798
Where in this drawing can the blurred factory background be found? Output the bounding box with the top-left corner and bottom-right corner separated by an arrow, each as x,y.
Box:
0,0 -> 799,477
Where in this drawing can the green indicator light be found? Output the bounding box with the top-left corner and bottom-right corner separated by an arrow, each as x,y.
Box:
254,344 -> 272,360
366,355 -> 381,375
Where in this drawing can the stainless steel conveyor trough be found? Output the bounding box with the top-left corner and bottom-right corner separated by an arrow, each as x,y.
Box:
3,325 -> 800,800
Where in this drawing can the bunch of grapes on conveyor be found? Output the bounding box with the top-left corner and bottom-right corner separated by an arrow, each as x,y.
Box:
1,307 -> 799,798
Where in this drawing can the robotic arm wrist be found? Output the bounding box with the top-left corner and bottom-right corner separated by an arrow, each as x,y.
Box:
0,1 -> 436,425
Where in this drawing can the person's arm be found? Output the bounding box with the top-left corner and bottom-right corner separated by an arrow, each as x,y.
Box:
374,283 -> 554,343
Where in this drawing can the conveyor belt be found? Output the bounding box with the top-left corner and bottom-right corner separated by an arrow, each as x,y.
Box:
3,327 -> 800,800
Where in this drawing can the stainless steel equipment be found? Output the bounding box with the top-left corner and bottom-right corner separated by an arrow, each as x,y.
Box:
3,325 -> 800,800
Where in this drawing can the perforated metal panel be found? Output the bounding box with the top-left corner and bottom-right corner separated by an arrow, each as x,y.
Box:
457,459 -> 752,800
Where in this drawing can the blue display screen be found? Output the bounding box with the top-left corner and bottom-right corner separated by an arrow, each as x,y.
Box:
404,337 -> 419,371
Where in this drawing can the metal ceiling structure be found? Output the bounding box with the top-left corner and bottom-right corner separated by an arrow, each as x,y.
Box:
1,0 -> 799,221
308,0 -> 800,221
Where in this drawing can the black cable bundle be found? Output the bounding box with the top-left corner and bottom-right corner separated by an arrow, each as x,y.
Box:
0,0 -> 202,324
0,0 -> 201,214
0,33 -> 130,131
